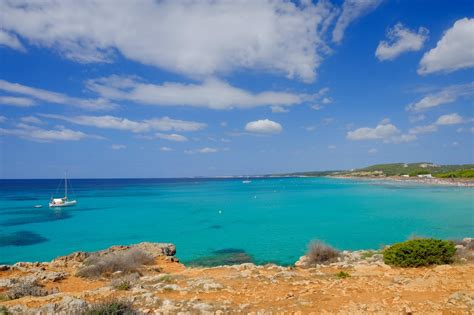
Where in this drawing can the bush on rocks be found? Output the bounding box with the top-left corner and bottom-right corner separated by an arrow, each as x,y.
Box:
85,299 -> 135,315
306,241 -> 340,266
383,239 -> 455,267
77,248 -> 154,278
6,280 -> 48,299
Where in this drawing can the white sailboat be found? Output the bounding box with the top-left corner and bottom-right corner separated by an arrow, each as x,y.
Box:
242,176 -> 252,184
49,174 -> 77,208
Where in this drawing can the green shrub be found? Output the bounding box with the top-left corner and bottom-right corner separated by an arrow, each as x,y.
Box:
383,239 -> 455,267
335,271 -> 350,279
85,300 -> 135,315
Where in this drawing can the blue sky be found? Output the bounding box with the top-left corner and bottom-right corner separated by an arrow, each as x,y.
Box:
0,0 -> 473,178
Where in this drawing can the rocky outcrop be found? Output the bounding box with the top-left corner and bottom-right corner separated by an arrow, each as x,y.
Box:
1,241 -> 473,314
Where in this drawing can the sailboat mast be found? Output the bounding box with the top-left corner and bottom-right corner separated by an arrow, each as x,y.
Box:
65,173 -> 68,198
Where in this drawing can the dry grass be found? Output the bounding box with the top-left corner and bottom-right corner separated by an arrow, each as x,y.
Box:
306,241 -> 340,266
6,280 -> 48,300
85,299 -> 135,315
77,248 -> 154,278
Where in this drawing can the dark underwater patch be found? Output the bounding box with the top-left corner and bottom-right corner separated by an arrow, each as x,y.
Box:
209,224 -> 222,229
5,196 -> 41,201
187,248 -> 253,267
1,210 -> 72,226
0,230 -> 48,247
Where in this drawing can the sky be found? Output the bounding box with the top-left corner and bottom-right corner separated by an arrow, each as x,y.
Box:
0,0 -> 473,179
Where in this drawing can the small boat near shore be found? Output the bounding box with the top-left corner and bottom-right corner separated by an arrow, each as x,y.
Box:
49,174 -> 77,208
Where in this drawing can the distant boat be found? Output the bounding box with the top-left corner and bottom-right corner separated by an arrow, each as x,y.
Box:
34,205 -> 43,208
49,174 -> 77,208
242,177 -> 252,184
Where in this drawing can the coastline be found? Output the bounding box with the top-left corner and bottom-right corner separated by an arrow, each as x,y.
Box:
1,240 -> 473,313
327,174 -> 474,187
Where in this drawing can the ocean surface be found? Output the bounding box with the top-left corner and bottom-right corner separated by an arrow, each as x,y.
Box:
0,177 -> 473,265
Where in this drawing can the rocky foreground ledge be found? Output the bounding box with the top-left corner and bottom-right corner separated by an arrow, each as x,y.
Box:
1,241 -> 473,314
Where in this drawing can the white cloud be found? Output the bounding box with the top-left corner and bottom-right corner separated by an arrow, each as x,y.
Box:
154,133 -> 188,142
20,116 -> 43,125
0,30 -> 25,51
328,145 -> 336,149
0,116 -> 6,123
368,148 -> 377,154
409,124 -> 438,134
160,146 -> 173,152
321,97 -> 332,104
0,79 -> 115,110
40,114 -> 206,133
185,147 -> 219,154
409,114 -> 426,123
0,96 -> 35,107
347,121 -> 416,143
435,113 -> 464,125
305,125 -> 316,132
419,18 -> 474,74
406,82 -> 474,112
409,113 -> 465,134
1,0 -> 339,82
245,119 -> 282,134
111,144 -> 126,150
86,76 -> 308,110
271,106 -> 289,113
332,0 -> 383,43
311,104 -> 323,111
375,23 -> 428,61
0,124 -> 97,142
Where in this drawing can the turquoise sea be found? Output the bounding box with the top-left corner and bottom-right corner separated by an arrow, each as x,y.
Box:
0,177 -> 473,265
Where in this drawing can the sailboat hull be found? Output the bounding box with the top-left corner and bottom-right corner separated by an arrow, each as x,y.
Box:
49,200 -> 77,208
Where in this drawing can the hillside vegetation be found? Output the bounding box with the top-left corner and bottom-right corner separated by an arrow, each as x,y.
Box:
281,163 -> 474,178
355,163 -> 474,178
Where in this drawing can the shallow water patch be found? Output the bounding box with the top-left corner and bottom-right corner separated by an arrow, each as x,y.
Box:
0,230 -> 48,247
186,248 -> 253,267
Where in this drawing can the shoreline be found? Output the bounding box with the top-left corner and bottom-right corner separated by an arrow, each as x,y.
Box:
327,174 -> 474,187
1,240 -> 473,313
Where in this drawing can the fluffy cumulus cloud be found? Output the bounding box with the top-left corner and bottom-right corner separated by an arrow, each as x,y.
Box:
346,121 -> 415,143
407,82 -> 474,112
375,23 -> 428,61
409,113 -> 465,134
0,79 -> 115,110
419,18 -> 474,74
332,0 -> 383,43
0,0 -> 341,82
86,76 -> 308,110
40,114 -> 206,133
245,119 -> 283,134
0,29 -> 25,51
160,146 -> 173,152
0,124 -> 98,142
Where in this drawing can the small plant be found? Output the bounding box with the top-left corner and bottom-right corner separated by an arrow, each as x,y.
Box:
335,271 -> 350,279
85,299 -> 135,315
383,239 -> 455,267
6,280 -> 48,299
77,248 -> 154,278
361,251 -> 377,259
0,305 -> 10,315
110,273 -> 139,291
0,294 -> 10,302
306,241 -> 340,266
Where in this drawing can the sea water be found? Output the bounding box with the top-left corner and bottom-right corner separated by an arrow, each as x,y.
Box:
0,177 -> 473,265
